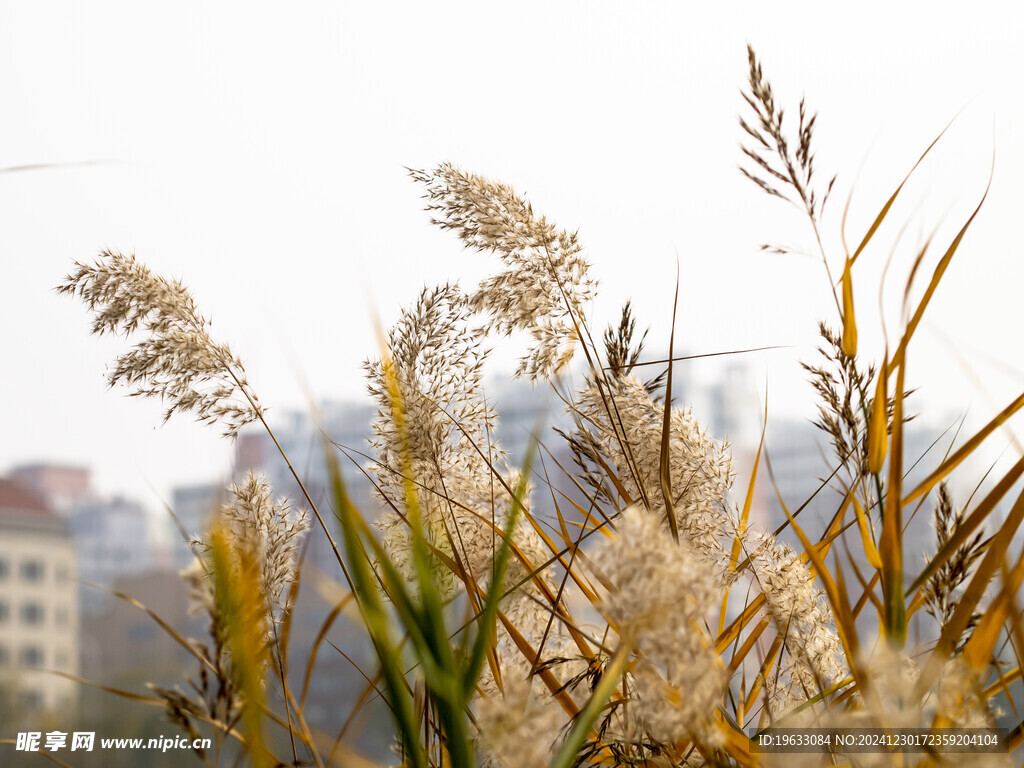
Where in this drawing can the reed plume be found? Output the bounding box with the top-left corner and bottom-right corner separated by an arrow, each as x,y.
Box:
58,249 -> 261,437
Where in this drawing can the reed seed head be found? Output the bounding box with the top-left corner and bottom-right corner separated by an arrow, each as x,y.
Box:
58,249 -> 261,437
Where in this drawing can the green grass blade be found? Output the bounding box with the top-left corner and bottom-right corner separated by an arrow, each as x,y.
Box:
548,644 -> 629,768
324,447 -> 428,768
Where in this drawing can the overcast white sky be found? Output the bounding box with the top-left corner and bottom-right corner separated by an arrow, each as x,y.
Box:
2,2 -> 1023,507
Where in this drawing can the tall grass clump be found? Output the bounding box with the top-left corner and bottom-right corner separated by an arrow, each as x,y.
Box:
58,46 -> 1022,767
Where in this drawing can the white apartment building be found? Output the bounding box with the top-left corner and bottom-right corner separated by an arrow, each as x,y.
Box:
0,478 -> 79,718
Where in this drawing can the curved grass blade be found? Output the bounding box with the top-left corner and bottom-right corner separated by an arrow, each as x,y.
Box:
659,258 -> 682,542
888,159 -> 994,374
548,644 -> 629,768
846,114 -> 960,268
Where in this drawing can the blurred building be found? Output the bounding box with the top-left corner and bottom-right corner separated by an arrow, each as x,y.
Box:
234,400 -> 379,578
673,359 -> 762,456
11,463 -> 91,515
0,477 -> 79,718
80,569 -> 196,690
70,495 -> 154,614
762,416 -> 964,526
169,482 -> 226,570
13,464 -> 159,615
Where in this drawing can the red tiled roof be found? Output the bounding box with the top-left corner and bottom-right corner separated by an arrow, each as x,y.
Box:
0,477 -> 55,517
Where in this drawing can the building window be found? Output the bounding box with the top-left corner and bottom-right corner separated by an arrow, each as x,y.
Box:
20,603 -> 44,625
20,689 -> 44,710
19,646 -> 44,667
20,560 -> 44,582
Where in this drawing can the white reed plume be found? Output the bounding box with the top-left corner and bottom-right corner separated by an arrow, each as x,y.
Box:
410,164 -> 596,381
367,283 -> 582,756
575,371 -> 849,725
749,531 -> 845,714
366,283 -> 501,590
58,249 -> 260,437
476,673 -> 563,768
184,472 -> 309,635
366,284 -> 561,599
593,505 -> 727,747
575,373 -> 734,564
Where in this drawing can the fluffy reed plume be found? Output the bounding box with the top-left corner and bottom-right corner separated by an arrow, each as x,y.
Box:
592,506 -> 726,748
410,164 -> 596,380
152,472 -> 308,764
58,249 -> 261,437
363,287 -> 584,768
748,531 -> 845,714
476,675 -> 564,768
198,471 -> 309,630
182,472 -> 306,659
365,283 -> 501,588
574,372 -> 734,565
366,283 -> 577,688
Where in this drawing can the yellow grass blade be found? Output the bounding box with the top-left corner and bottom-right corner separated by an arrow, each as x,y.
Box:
721,395 -> 768,635
845,541 -> 883,623
888,162 -> 993,374
717,594 -> 767,655
983,666 -> 1022,701
852,570 -> 881,619
841,257 -> 857,357
963,545 -> 1024,670
880,358 -> 907,647
852,496 -> 883,570
781,501 -> 867,694
718,720 -> 754,766
496,607 -> 581,718
903,393 -> 1024,507
210,525 -> 271,768
908,452 -> 1024,594
727,616 -> 771,674
746,633 -> 782,720
867,354 -> 889,475
847,116 -> 958,268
